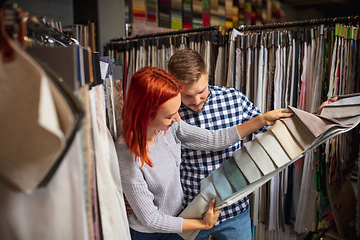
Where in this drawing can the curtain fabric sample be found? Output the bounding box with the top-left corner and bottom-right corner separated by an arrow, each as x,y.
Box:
0,133 -> 87,240
179,95 -> 360,239
0,38 -> 82,194
89,87 -> 131,240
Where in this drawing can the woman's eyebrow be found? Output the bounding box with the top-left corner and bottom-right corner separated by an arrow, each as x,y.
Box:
167,111 -> 178,117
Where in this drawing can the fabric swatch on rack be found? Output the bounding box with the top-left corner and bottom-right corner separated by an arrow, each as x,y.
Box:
233,147 -> 262,183
113,66 -> 124,139
321,94 -> 360,119
269,120 -> 303,159
0,40 -> 69,193
280,116 -> 315,150
89,87 -> 131,239
211,165 -> 234,200
202,0 -> 210,26
146,0 -> 157,25
79,87 -> 95,240
288,106 -> 337,138
222,156 -> 248,192
182,0 -> 192,29
200,174 -> 222,203
178,96 -> 360,240
244,139 -> 276,175
133,0 -> 146,23
255,131 -> 291,168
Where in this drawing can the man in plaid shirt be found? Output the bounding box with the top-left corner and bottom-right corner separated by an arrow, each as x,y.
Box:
168,49 -> 267,240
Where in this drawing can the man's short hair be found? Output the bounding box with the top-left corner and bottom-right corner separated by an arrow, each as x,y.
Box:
168,49 -> 207,86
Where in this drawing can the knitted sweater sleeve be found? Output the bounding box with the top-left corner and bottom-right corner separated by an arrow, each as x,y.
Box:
115,138 -> 183,233
174,120 -> 242,150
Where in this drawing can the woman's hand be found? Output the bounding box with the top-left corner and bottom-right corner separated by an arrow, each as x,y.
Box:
202,199 -> 222,229
236,108 -> 292,138
316,96 -> 338,115
261,108 -> 293,126
182,199 -> 222,231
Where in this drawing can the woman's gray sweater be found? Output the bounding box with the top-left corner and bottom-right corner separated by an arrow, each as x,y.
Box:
115,120 -> 241,233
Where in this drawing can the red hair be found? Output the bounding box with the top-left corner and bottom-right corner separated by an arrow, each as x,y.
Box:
122,66 -> 182,167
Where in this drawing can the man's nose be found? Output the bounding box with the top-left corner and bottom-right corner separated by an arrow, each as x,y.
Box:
193,95 -> 201,105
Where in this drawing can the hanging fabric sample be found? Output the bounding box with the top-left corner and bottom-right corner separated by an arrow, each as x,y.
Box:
88,85 -> 131,240
0,131 -> 88,240
0,9 -> 83,193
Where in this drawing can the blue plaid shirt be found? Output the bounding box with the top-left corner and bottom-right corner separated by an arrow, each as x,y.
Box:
179,85 -> 266,225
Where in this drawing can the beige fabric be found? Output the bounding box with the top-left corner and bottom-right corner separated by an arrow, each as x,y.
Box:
0,133 -> 87,240
0,40 -> 68,193
280,117 -> 315,150
244,139 -> 276,175
80,87 -> 95,239
113,77 -> 124,140
269,121 -> 303,159
255,131 -> 291,168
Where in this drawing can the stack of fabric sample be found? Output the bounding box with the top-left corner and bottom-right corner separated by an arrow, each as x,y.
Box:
179,93 -> 360,240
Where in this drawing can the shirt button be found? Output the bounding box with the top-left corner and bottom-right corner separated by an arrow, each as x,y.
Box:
207,166 -> 213,171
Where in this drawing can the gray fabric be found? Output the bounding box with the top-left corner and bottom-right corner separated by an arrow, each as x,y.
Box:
244,139 -> 276,175
289,106 -> 337,138
233,147 -> 262,183
200,174 -> 222,203
324,94 -> 360,106
321,105 -> 360,119
212,166 -> 234,200
280,116 -> 315,150
222,157 -> 248,192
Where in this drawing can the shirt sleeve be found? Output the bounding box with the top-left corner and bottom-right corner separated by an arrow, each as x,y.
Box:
115,139 -> 183,233
174,120 -> 242,150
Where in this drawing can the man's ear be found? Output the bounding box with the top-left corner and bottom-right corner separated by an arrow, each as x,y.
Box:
207,68 -> 209,75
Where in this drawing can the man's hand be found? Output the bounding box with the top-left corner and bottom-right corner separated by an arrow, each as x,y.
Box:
316,96 -> 338,115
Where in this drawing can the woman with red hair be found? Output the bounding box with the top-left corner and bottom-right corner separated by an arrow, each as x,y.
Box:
116,66 -> 291,240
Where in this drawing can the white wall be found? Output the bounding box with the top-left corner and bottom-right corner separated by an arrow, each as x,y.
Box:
97,0 -> 125,56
